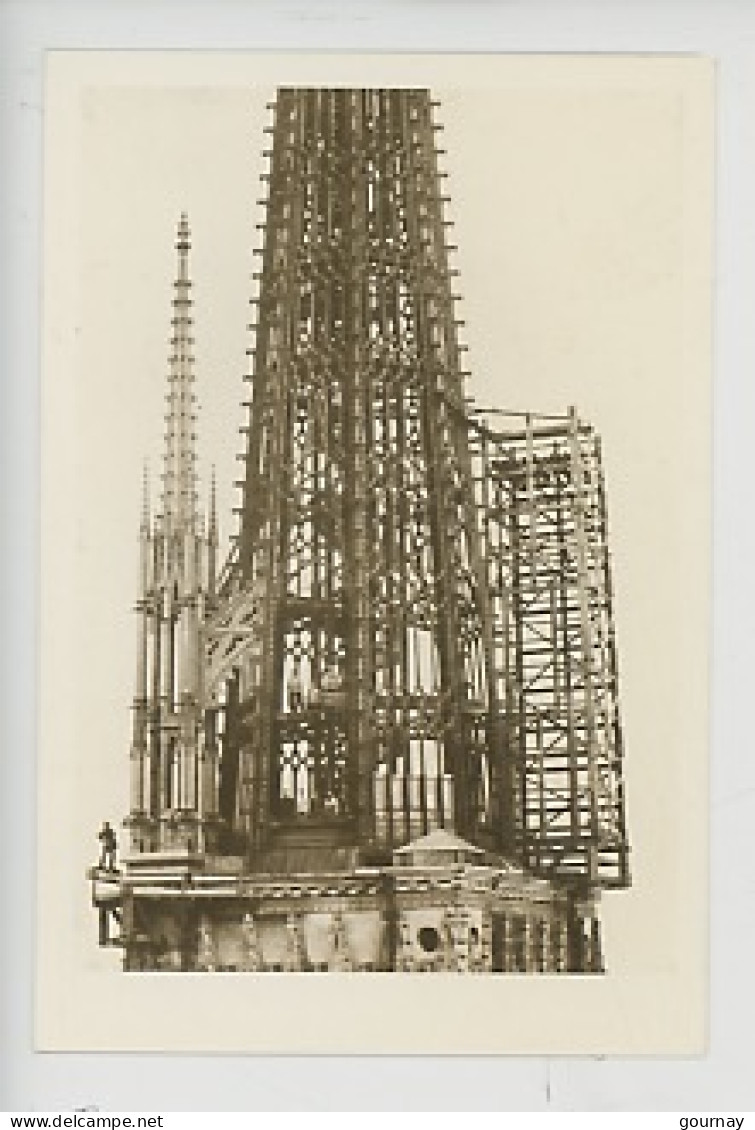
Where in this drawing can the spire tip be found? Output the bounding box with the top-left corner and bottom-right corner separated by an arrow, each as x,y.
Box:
209,465 -> 218,539
162,218 -> 197,531
141,461 -> 151,531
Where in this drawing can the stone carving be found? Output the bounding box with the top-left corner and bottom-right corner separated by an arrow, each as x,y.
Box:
328,911 -> 353,972
241,911 -> 262,972
282,913 -> 305,972
442,908 -> 471,972
197,917 -> 216,972
397,916 -> 413,972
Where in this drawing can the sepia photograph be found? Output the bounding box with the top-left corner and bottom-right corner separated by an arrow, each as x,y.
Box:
38,51 -> 712,1052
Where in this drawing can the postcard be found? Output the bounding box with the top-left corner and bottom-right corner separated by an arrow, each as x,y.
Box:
38,51 -> 712,1053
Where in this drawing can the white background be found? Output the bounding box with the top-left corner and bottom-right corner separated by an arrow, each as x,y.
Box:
1,0 -> 753,1113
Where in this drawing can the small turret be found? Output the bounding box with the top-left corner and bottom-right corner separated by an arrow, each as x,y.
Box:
125,213 -> 220,857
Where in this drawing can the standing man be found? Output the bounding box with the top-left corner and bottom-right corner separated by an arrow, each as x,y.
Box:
98,821 -> 117,871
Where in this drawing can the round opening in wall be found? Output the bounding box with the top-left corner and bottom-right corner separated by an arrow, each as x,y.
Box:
418,926 -> 440,953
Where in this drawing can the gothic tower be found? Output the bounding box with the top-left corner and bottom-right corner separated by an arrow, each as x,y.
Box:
125,214 -> 220,857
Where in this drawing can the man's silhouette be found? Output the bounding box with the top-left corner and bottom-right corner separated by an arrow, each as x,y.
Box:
98,821 -> 117,871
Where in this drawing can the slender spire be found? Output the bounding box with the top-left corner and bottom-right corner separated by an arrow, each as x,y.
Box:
207,464 -> 218,597
161,212 -> 198,534
140,461 -> 151,534
209,464 -> 217,543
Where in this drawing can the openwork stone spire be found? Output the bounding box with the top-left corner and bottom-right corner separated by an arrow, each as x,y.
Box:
230,89 -> 629,887
161,212 -> 198,534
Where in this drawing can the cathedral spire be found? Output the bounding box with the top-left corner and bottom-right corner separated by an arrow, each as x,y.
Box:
207,464 -> 218,597
209,464 -> 217,543
161,212 -> 197,535
140,460 -> 150,534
